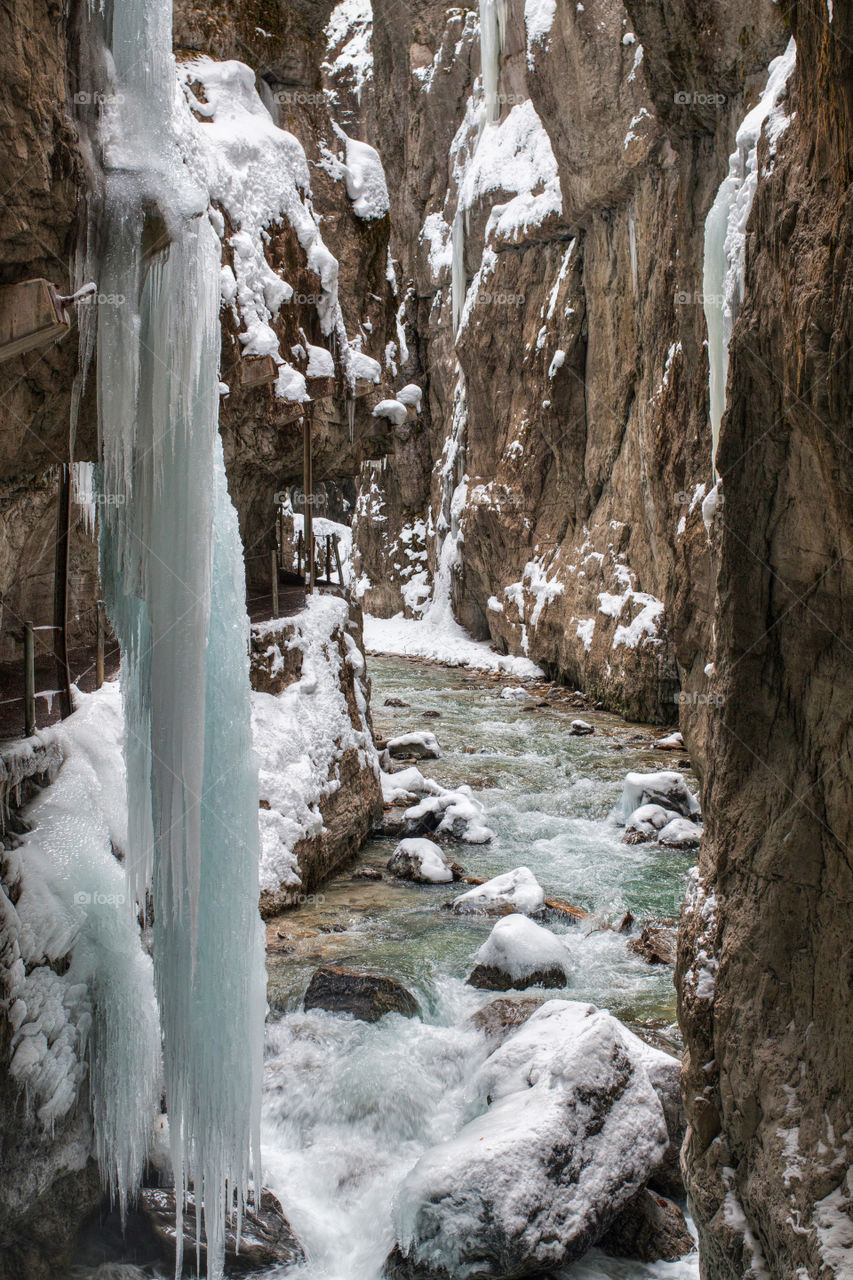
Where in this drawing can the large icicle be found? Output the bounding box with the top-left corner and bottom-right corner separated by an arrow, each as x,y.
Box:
703,39 -> 796,478
480,0 -> 508,126
93,0 -> 265,1275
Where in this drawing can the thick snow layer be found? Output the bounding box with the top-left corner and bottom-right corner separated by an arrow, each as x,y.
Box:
620,771 -> 701,822
364,613 -> 543,677
474,915 -> 572,981
396,383 -> 423,411
372,398 -> 409,426
306,344 -> 335,378
381,767 -> 494,844
452,866 -> 545,915
350,350 -> 381,383
624,803 -> 680,837
387,838 -> 454,884
252,595 -> 379,893
3,684 -> 160,1206
393,1000 -> 669,1276
458,99 -> 562,241
180,57 -> 343,346
500,685 -> 531,702
335,126 -> 390,219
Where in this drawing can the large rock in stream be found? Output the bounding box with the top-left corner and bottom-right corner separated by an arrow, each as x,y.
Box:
303,965 -> 420,1022
384,1000 -> 679,1278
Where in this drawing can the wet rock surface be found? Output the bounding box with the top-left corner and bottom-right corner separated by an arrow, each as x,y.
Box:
303,965 -> 420,1022
597,1188 -> 694,1263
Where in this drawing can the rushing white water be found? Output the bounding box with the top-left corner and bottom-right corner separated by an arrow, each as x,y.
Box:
703,39 -> 796,479
262,657 -> 700,1280
92,0 -> 265,1272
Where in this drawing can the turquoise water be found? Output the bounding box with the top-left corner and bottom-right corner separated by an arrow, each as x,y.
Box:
261,656 -> 699,1280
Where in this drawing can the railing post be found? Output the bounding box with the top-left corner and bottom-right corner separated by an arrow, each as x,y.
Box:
333,534 -> 344,586
271,549 -> 279,618
54,464 -> 73,718
24,622 -> 36,737
96,601 -> 105,689
303,413 -> 314,593
297,530 -> 303,577
325,535 -> 332,584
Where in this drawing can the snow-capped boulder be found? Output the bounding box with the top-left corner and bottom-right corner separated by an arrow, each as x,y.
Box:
653,731 -> 684,751
658,817 -> 702,849
569,719 -> 594,735
387,731 -> 441,761
619,770 -> 700,822
622,803 -> 681,844
387,838 -> 454,884
451,866 -> 545,916
372,399 -> 409,426
499,685 -> 530,702
390,1001 -> 671,1278
467,915 -> 573,990
380,767 -> 494,844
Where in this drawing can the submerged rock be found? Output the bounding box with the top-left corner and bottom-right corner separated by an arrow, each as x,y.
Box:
387,837 -> 454,883
389,1001 -> 671,1278
303,965 -> 420,1022
124,1187 -> 304,1276
597,1188 -> 695,1262
466,915 -> 573,991
628,923 -> 677,966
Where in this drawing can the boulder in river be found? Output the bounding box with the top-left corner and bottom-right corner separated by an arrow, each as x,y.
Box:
387,731 -> 441,760
137,1186 -> 304,1275
569,719 -> 595,735
450,866 -> 545,916
387,837 -> 454,883
657,817 -> 702,848
619,770 -> 700,822
627,923 -> 677,966
384,697 -> 410,707
303,965 -> 420,1022
597,1188 -> 695,1262
388,1000 -> 672,1278
466,915 -> 573,991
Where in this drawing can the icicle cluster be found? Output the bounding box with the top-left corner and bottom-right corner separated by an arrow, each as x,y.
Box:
90,0 -> 266,1275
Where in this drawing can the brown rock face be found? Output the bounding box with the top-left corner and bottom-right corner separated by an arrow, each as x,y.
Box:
597,1188 -> 695,1263
674,4 -> 853,1275
357,0 -> 786,723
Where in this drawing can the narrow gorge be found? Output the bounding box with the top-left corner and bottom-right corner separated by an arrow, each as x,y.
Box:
0,1 -> 850,1279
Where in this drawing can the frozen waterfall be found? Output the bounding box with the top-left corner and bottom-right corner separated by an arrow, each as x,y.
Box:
702,39 -> 796,479
91,0 -> 266,1275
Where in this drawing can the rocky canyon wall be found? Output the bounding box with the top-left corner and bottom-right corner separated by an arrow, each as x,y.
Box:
356,0 -> 786,722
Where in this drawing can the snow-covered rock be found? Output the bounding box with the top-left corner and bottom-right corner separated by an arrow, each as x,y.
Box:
451,867 -> 545,916
467,915 -> 572,990
391,1001 -> 671,1277
386,731 -> 441,761
619,770 -> 700,822
569,719 -> 594,736
380,768 -> 494,844
654,731 -> 684,751
499,686 -> 530,702
623,803 -> 681,843
387,838 -> 454,884
658,817 -> 703,849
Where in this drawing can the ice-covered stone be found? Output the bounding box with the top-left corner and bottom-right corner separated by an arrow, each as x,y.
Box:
619,770 -> 700,822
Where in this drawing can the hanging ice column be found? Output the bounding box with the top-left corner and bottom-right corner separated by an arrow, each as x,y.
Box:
702,39 -> 796,480
451,0 -> 507,332
94,0 -> 265,1275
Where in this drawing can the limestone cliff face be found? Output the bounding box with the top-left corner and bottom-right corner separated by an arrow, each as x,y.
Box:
674,2 -> 853,1274
355,0 -> 785,722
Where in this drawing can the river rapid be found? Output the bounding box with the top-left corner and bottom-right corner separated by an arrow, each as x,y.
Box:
261,655 -> 700,1280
